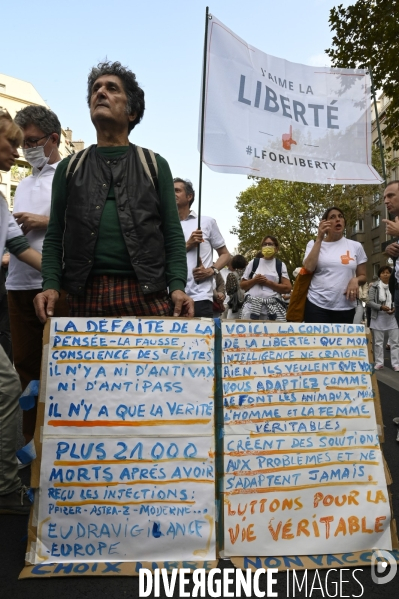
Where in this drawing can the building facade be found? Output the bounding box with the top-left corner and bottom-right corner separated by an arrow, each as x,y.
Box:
349,94 -> 399,281
0,72 -> 84,208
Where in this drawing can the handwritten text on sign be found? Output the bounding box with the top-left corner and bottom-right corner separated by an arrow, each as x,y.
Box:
222,322 -> 391,556
43,317 -> 215,436
35,318 -> 216,563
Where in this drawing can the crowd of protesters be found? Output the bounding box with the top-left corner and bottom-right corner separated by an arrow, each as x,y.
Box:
2,59 -> 399,514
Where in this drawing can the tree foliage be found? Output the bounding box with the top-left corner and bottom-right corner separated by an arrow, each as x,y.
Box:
232,150 -> 388,279
326,0 -> 399,149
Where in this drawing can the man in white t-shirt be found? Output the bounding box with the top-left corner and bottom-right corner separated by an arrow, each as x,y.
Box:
7,106 -> 68,443
174,178 -> 231,317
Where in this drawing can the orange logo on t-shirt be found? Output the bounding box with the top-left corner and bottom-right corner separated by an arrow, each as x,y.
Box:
341,251 -> 354,265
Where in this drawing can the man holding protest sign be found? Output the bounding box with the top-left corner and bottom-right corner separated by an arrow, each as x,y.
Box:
174,177 -> 231,317
34,61 -> 193,323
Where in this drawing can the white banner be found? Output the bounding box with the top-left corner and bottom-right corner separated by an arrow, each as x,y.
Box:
201,15 -> 382,185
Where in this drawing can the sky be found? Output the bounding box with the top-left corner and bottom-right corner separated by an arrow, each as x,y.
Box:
1,0 -> 350,253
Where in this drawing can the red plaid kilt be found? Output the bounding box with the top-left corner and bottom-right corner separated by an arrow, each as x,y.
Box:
67,275 -> 173,317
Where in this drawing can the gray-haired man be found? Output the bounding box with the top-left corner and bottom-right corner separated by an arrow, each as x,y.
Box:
34,61 -> 193,324
7,106 -> 68,444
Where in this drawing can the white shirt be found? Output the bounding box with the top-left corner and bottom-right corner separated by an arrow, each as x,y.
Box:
180,210 -> 226,302
242,257 -> 289,299
6,162 -> 59,290
371,310 -> 398,331
304,237 -> 367,311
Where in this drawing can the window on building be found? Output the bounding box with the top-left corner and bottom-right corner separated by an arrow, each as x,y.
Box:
373,263 -> 380,278
372,237 -> 380,254
354,219 -> 364,233
372,213 -> 380,228
373,192 -> 381,204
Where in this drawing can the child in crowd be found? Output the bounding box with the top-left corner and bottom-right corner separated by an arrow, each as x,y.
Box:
367,265 -> 399,370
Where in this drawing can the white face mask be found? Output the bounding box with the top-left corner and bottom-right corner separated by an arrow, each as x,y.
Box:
23,137 -> 52,168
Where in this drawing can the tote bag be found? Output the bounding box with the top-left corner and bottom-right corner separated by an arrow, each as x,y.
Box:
286,268 -> 314,322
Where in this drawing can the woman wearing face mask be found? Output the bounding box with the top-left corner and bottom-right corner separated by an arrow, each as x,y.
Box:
303,206 -> 367,324
239,235 -> 292,321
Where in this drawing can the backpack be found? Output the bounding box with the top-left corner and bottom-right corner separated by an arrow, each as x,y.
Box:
249,257 -> 283,282
227,271 -> 246,312
65,144 -> 159,191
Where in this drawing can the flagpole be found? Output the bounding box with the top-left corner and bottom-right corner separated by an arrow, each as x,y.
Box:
369,66 -> 386,185
197,6 -> 210,267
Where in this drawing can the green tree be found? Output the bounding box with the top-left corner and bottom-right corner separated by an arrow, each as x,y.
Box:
232,150 -> 388,279
326,0 -> 399,149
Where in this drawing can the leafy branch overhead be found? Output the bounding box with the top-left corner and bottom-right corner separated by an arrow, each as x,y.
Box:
232,149 -> 387,279
326,0 -> 399,149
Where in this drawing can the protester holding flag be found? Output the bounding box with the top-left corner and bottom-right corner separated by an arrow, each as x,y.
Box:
239,236 -> 291,321
303,207 -> 367,324
174,177 -> 231,318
